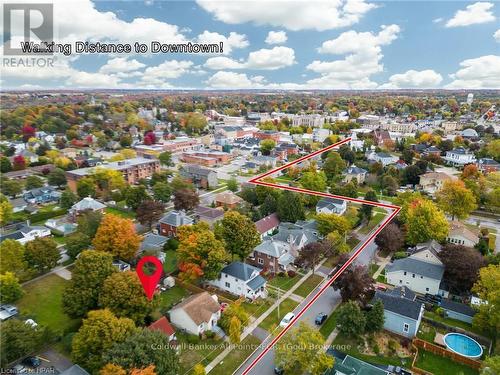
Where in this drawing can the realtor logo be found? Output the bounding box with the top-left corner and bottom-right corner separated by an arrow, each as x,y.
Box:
3,3 -> 53,55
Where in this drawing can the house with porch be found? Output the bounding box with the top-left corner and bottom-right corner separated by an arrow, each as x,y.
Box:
169,292 -> 221,336
209,261 -> 267,300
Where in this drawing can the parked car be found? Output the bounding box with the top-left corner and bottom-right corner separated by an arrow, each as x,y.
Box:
279,312 -> 295,328
315,312 -> 328,325
22,357 -> 41,368
12,364 -> 27,373
274,366 -> 284,375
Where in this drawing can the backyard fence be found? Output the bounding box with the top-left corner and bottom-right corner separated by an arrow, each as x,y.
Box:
173,277 -> 235,304
412,338 -> 482,371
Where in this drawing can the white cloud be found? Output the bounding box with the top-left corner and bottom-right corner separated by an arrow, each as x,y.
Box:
66,71 -> 122,88
433,18 -> 443,24
205,46 -> 296,70
446,55 -> 500,88
196,0 -> 376,31
99,57 -> 146,73
306,24 -> 400,89
196,30 -> 249,54
494,29 -> 500,42
140,60 -> 194,86
380,69 -> 443,89
265,31 -> 287,44
445,2 -> 496,28
205,71 -> 265,88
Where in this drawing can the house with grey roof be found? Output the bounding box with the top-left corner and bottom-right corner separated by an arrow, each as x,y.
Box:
193,205 -> 224,228
439,299 -> 476,324
372,287 -> 424,338
23,186 -> 61,204
249,221 -> 319,274
0,225 -> 51,245
385,247 -> 444,295
316,197 -> 347,215
209,261 -> 267,300
159,210 -> 193,237
179,164 -> 218,189
343,165 -> 368,184
69,197 -> 106,216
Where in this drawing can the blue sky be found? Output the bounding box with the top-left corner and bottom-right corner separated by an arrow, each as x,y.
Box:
1,0 -> 499,90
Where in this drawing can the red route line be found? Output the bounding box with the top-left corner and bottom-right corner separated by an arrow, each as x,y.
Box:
239,139 -> 401,375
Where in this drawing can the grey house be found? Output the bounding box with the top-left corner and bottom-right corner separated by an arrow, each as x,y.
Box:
373,287 -> 424,338
179,164 -> 218,189
439,299 -> 476,324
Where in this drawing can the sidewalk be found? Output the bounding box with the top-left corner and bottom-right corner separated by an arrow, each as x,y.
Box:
372,255 -> 391,279
205,268 -> 316,373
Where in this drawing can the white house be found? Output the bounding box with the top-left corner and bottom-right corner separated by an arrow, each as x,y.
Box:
0,225 -> 51,245
367,151 -> 398,166
418,172 -> 452,195
169,292 -> 221,336
443,148 -> 476,167
385,243 -> 444,295
316,198 -> 347,215
446,221 -> 479,247
209,262 -> 267,300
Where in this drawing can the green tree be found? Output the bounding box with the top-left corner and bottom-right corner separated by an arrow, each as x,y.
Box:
219,300 -> 250,333
336,301 -> 366,337
226,177 -> 239,192
300,171 -> 327,206
158,151 -> 173,166
275,322 -> 334,375
0,156 -> 12,173
322,152 -> 346,180
365,300 -> 385,332
192,364 -> 206,375
277,191 -> 305,223
71,309 -> 136,373
77,210 -> 103,239
0,318 -> 44,366
481,356 -> 500,375
173,188 -> 199,211
65,232 -> 91,259
60,188 -> 77,209
0,194 -> 14,226
1,179 -> 23,198
47,167 -> 67,188
0,239 -> 29,280
436,180 -> 477,220
0,272 -> 23,303
260,139 -> 276,155
124,185 -> 151,210
99,271 -> 152,324
63,250 -> 116,318
152,182 -> 172,203
260,194 -> 278,216
472,264 -> 500,336
358,190 -> 378,223
215,211 -> 260,260
25,175 -> 44,190
77,177 -> 97,198
405,198 -> 449,244
24,237 -> 60,273
316,213 -> 351,237
103,328 -> 179,375
228,316 -> 242,344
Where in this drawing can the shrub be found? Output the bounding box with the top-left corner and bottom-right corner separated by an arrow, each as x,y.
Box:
393,251 -> 408,260
435,307 -> 445,317
186,334 -> 200,344
205,330 -> 216,339
277,271 -> 286,278
287,270 -> 297,277
388,339 -> 399,354
373,343 -> 380,355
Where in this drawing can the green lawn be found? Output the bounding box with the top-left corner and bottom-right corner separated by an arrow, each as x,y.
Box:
368,263 -> 379,276
347,236 -> 361,250
293,274 -> 324,298
424,311 -> 488,337
268,274 -> 302,291
17,274 -> 80,335
358,212 -> 386,235
319,309 -> 339,339
259,298 -> 299,332
332,333 -> 412,367
177,332 -> 227,374
152,285 -> 190,320
104,207 -> 136,219
209,335 -> 262,375
242,299 -> 273,319
163,250 -> 178,274
415,349 -> 478,375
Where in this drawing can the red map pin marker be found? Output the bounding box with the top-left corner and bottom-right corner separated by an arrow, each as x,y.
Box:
136,256 -> 163,301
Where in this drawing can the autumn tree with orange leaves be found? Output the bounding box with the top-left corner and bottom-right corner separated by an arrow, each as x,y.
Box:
93,214 -> 141,260
177,222 -> 228,282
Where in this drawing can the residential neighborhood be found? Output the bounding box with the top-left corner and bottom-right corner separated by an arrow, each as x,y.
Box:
1,46 -> 500,375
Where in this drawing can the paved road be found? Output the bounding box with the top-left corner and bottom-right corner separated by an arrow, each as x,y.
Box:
466,214 -> 500,253
234,226 -> 380,375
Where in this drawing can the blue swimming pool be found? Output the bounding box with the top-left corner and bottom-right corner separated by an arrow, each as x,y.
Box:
443,333 -> 483,358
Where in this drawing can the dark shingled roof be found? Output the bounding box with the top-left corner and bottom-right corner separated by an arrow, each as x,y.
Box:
373,291 -> 423,320
222,261 -> 262,281
440,299 -> 476,317
386,257 -> 444,280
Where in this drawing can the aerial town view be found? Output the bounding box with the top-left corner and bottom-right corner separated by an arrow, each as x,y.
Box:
0,1 -> 499,375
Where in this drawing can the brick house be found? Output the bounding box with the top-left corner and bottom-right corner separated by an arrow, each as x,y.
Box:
159,210 -> 193,237
214,191 -> 243,209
